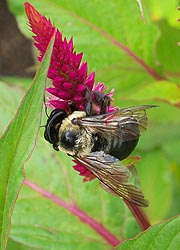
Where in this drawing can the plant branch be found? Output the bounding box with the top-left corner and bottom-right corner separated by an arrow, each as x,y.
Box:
124,199 -> 151,231
23,178 -> 121,247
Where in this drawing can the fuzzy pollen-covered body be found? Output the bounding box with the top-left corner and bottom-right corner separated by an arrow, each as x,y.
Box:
58,111 -> 94,157
57,111 -> 139,160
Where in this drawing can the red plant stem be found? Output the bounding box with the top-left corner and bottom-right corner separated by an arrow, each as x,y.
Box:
23,178 -> 121,247
124,199 -> 151,231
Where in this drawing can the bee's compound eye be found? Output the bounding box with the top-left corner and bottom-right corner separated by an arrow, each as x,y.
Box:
44,109 -> 67,145
61,130 -> 79,149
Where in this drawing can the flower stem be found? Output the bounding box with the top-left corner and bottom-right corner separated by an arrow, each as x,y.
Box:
124,199 -> 151,231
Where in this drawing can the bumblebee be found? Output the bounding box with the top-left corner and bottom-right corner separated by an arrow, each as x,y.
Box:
44,91 -> 156,207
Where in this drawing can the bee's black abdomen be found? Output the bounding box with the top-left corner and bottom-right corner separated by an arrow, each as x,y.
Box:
92,132 -> 139,160
108,138 -> 139,160
108,122 -> 140,160
92,121 -> 140,160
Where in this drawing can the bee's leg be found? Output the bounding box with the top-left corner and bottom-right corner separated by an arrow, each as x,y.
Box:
53,144 -> 59,151
93,92 -> 110,114
85,87 -> 111,115
85,86 -> 92,116
69,87 -> 92,115
99,95 -> 110,114
68,102 -> 78,112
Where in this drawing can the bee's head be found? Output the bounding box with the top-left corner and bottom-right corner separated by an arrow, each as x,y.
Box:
58,111 -> 92,157
44,109 -> 67,151
59,129 -> 80,152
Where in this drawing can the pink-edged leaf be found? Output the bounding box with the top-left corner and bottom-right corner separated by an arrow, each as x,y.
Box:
117,216 -> 180,250
0,37 -> 54,249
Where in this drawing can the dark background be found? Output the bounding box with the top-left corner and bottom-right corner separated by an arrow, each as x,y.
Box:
0,0 -> 34,77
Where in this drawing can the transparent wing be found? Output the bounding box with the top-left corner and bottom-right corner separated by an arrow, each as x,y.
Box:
75,105 -> 157,141
76,151 -> 149,207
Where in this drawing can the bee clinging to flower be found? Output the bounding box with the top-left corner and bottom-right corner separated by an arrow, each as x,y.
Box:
44,87 -> 156,207
25,2 -> 157,207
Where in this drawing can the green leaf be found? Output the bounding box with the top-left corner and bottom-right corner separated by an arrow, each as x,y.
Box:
126,81 -> 180,106
7,238 -> 32,250
156,20 -> 180,82
0,76 -> 32,91
144,0 -> 180,27
0,81 -> 24,133
136,150 -> 173,223
116,216 -> 180,250
0,37 -> 54,249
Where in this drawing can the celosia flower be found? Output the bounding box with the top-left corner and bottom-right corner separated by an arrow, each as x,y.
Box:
25,2 -> 115,181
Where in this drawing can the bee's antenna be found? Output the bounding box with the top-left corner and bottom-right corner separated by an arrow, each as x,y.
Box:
43,93 -> 49,118
40,93 -> 49,129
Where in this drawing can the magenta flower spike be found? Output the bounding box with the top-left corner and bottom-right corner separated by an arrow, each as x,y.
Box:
25,2 -> 114,181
